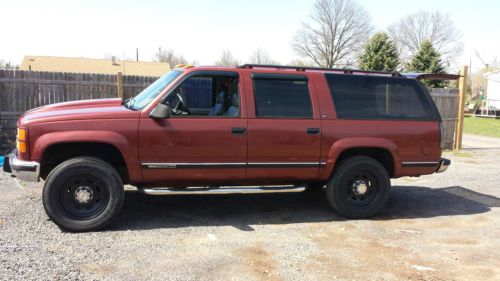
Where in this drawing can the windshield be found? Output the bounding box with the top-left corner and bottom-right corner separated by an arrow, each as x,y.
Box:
126,70 -> 182,110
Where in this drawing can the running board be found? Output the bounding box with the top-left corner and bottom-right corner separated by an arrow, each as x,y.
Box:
140,186 -> 306,195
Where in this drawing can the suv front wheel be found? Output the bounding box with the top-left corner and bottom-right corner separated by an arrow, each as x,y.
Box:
326,156 -> 391,219
42,157 -> 124,232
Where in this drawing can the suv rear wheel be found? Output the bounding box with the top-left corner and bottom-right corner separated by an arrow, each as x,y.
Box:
42,157 -> 124,232
326,156 -> 390,218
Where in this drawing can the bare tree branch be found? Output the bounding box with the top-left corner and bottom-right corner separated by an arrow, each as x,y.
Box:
388,11 -> 463,67
248,48 -> 278,64
153,48 -> 188,69
0,59 -> 18,70
291,0 -> 372,68
215,50 -> 239,66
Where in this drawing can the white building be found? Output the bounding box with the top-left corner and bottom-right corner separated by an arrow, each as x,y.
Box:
483,71 -> 500,110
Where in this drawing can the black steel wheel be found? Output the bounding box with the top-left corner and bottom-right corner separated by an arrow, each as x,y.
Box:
43,157 -> 124,232
326,156 -> 391,219
59,174 -> 110,220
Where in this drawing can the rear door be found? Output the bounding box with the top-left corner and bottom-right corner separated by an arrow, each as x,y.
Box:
244,73 -> 322,181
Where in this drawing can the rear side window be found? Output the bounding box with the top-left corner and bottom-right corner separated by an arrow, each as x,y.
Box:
325,74 -> 435,120
253,76 -> 312,118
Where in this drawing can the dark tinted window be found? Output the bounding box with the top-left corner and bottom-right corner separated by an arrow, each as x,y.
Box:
325,74 -> 435,120
253,78 -> 312,118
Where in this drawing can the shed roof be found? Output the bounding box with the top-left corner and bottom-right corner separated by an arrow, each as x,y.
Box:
20,55 -> 170,76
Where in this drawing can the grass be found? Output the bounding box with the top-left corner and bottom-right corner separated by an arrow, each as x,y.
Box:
448,150 -> 474,158
463,116 -> 500,138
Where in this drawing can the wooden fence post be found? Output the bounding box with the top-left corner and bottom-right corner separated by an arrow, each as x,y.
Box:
454,65 -> 468,150
117,72 -> 124,99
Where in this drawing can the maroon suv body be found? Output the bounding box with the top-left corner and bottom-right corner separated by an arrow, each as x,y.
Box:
3,64 -> 450,231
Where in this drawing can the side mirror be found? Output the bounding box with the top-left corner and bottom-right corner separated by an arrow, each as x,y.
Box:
149,103 -> 171,119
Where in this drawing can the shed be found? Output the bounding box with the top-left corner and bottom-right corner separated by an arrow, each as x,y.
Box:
20,55 -> 170,76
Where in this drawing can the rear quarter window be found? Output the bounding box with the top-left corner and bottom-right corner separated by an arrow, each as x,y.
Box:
325,74 -> 437,120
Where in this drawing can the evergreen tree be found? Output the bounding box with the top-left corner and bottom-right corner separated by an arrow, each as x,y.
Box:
406,40 -> 446,88
359,33 -> 399,71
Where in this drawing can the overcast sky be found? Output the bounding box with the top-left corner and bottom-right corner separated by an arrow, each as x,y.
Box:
1,0 -> 499,72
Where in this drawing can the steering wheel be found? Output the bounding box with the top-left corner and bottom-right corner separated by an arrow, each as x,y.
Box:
172,93 -> 190,115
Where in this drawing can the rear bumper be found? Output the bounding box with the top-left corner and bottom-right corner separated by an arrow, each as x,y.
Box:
3,149 -> 40,182
435,158 -> 451,173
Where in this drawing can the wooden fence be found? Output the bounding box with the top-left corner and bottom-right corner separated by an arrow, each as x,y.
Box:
0,69 -> 459,152
0,70 -> 158,152
429,88 -> 459,149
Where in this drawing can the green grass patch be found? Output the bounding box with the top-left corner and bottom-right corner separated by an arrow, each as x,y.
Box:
463,116 -> 500,138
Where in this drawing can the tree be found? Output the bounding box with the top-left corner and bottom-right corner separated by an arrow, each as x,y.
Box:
291,0 -> 372,68
388,11 -> 462,67
153,47 -> 187,69
358,32 -> 399,71
406,40 -> 446,88
288,59 -> 314,67
0,59 -> 18,70
248,48 -> 278,65
215,50 -> 239,66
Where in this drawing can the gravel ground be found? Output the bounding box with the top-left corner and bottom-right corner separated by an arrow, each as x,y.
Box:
1,148 -> 499,281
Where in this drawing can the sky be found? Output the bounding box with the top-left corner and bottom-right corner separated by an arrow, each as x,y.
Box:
1,0 -> 499,72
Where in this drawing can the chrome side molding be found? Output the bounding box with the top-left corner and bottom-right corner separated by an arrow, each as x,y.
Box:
141,162 -> 326,169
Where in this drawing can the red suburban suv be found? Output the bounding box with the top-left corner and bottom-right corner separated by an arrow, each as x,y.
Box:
3,64 -> 450,231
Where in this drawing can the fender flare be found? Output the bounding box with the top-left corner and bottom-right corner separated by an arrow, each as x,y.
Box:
31,131 -> 142,182
320,137 -> 401,178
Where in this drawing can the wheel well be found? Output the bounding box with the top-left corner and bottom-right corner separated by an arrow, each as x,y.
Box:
335,147 -> 395,177
40,142 -> 129,183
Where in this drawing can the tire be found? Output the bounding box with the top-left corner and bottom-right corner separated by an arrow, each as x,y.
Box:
42,157 -> 124,232
326,156 -> 391,219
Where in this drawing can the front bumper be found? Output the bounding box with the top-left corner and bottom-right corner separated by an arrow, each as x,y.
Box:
3,149 -> 40,182
435,158 -> 451,173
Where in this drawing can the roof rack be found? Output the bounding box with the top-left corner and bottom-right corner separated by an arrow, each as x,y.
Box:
238,64 -> 403,77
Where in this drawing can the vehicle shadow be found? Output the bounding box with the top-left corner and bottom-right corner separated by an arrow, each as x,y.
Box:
108,185 -> 500,231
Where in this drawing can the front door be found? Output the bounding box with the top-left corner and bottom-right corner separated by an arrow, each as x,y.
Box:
139,71 -> 247,185
245,73 -> 322,181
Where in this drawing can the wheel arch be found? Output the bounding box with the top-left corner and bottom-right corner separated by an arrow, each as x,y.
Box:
33,131 -> 141,183
321,137 -> 401,178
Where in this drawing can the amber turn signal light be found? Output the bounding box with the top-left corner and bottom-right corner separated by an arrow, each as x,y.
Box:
17,128 -> 26,141
17,140 -> 27,153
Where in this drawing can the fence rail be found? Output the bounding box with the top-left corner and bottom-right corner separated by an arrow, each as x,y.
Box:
0,70 -> 158,152
0,69 -> 459,152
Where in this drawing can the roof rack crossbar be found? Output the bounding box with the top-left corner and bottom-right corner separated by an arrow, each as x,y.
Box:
238,64 -> 402,77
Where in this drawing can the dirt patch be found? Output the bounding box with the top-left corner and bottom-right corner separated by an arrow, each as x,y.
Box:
236,244 -> 282,281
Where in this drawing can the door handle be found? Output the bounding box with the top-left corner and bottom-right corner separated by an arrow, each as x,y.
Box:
307,128 -> 320,135
232,127 -> 247,135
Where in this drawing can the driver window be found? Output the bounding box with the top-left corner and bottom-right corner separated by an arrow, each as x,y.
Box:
166,74 -> 240,117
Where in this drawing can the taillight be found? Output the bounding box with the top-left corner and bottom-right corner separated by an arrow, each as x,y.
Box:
439,122 -> 445,149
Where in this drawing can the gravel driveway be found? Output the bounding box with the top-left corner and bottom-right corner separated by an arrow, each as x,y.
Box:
1,148 -> 499,281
